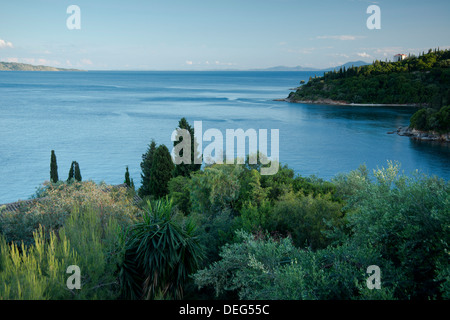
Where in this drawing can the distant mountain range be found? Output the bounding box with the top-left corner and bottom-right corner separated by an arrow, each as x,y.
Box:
0,60 -> 370,72
0,62 -> 81,71
249,61 -> 370,72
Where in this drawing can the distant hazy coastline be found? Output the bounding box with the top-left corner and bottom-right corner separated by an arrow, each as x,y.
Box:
0,62 -> 82,72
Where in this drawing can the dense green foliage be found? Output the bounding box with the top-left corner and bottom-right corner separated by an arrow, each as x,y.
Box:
336,162 -> 449,299
50,150 -> 59,183
192,162 -> 449,300
1,135 -> 448,300
193,231 -> 396,300
409,105 -> 450,133
289,49 -> 450,107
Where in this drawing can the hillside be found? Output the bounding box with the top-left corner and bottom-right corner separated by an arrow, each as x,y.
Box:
287,49 -> 450,107
248,61 -> 369,72
0,61 -> 81,71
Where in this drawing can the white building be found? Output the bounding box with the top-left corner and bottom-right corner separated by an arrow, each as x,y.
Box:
393,54 -> 407,62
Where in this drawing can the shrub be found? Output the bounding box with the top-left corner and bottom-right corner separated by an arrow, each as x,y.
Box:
190,164 -> 242,215
168,175 -> 192,214
342,161 -> 450,299
268,192 -> 344,249
0,181 -> 140,246
0,205 -> 125,300
193,231 -> 397,300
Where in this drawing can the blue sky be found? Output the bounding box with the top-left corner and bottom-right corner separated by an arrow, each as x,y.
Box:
0,0 -> 449,70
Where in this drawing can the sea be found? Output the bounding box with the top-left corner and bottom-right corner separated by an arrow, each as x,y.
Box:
0,71 -> 449,204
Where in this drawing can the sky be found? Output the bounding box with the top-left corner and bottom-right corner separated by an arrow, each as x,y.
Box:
0,0 -> 449,70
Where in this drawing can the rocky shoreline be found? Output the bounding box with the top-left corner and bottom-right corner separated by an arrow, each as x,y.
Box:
392,126 -> 450,142
275,97 -> 424,107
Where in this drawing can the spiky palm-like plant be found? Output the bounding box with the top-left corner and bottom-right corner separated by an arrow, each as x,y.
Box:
119,197 -> 203,300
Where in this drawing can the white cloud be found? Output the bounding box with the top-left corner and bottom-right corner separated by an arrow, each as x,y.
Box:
317,35 -> 365,41
5,57 -> 18,63
185,60 -> 193,65
357,52 -> 371,58
0,39 -> 14,49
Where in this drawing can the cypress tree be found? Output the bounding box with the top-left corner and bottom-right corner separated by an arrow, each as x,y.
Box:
67,161 -> 82,182
74,161 -> 82,182
67,161 -> 75,182
139,140 -> 157,198
50,150 -> 59,183
173,118 -> 202,178
149,144 -> 175,199
124,166 -> 131,187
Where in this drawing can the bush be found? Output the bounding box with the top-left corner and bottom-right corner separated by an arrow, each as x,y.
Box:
0,181 -> 141,246
268,192 -> 344,249
0,205 -> 125,300
168,175 -> 192,214
193,231 -> 397,300
190,164 -> 242,215
342,161 -> 450,299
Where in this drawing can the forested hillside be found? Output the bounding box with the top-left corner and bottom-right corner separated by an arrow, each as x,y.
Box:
288,48 -> 450,107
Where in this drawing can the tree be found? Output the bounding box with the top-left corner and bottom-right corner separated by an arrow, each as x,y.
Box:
67,161 -> 82,182
124,166 -> 131,187
67,161 -> 75,182
173,117 -> 202,178
139,140 -> 157,198
74,162 -> 82,182
50,150 -> 59,183
149,145 -> 175,199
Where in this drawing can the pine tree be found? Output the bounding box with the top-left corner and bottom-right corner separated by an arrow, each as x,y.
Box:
124,166 -> 131,187
139,140 -> 157,198
173,118 -> 202,178
50,150 -> 59,183
149,144 -> 175,199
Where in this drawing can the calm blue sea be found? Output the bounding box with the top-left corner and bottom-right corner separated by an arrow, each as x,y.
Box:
0,71 -> 449,204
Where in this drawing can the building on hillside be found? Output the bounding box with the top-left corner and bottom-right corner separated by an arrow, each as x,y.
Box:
393,54 -> 407,62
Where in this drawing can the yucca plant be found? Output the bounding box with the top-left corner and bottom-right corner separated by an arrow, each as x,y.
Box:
119,197 -> 203,300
